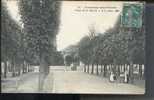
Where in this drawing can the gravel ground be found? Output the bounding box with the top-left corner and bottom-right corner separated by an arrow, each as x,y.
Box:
1,66 -> 145,94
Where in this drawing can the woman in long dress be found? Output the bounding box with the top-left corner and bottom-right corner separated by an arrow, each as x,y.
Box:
109,72 -> 114,82
124,71 -> 129,83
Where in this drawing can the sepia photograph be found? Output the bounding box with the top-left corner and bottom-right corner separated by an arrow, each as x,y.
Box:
1,0 -> 145,94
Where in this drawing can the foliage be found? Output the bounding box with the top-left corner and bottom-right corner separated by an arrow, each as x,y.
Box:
65,55 -> 73,66
52,51 -> 64,66
78,36 -> 93,65
1,2 -> 22,63
78,13 -> 145,67
19,0 -> 61,66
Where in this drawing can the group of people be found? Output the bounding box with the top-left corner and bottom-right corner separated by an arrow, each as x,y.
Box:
109,71 -> 129,83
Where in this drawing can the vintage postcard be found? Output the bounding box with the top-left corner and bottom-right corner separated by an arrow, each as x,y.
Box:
1,0 -> 145,94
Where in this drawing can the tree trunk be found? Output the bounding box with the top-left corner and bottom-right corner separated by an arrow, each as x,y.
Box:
124,65 -> 126,72
22,63 -> 24,73
38,54 -> 48,92
139,64 -> 142,80
24,62 -> 26,73
84,64 -> 86,72
26,63 -> 28,73
17,63 -> 21,76
27,63 -> 29,72
10,61 -> 13,72
25,63 -> 27,73
87,64 -> 89,73
112,64 -> 116,75
103,65 -> 107,77
29,64 -> 31,72
10,61 -> 13,73
12,61 -> 16,77
96,64 -> 99,75
117,65 -> 120,76
28,64 -> 30,72
101,64 -> 103,74
129,63 -> 134,84
4,61 -> 7,78
91,63 -> 94,74
22,61 -> 25,74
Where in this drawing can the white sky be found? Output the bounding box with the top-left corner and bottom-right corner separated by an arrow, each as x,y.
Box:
5,1 -> 21,25
6,1 -> 137,51
57,1 -> 123,51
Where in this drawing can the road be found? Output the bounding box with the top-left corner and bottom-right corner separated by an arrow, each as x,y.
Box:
1,72 -> 39,93
50,66 -> 144,94
1,66 -> 145,94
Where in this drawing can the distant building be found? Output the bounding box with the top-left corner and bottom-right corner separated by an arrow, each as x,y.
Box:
61,45 -> 79,66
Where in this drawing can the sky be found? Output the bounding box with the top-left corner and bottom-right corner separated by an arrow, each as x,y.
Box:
57,1 -> 123,51
5,0 -> 21,25
5,1 -> 133,51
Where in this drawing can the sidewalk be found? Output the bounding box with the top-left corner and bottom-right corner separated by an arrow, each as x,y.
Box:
16,72 -> 39,93
1,72 -> 39,93
42,72 -> 54,93
1,76 -> 19,93
52,71 -> 145,94
1,72 -> 55,93
1,68 -> 145,94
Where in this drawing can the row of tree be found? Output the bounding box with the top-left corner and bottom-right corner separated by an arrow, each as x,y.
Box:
2,0 -> 62,91
1,0 -> 62,81
1,2 -> 32,78
78,14 -> 145,82
18,0 -> 61,91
